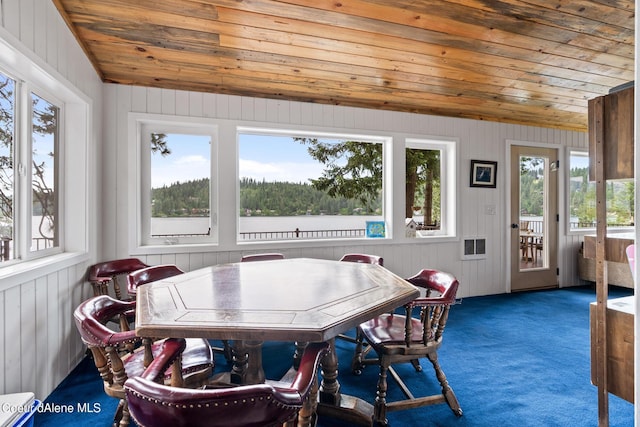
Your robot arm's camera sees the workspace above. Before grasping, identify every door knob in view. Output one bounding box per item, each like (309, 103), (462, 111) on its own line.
(511, 223), (519, 229)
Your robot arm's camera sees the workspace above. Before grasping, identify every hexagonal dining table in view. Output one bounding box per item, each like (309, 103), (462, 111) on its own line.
(135, 258), (420, 426)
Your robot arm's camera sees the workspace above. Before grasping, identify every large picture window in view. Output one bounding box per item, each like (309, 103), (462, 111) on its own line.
(135, 116), (218, 246)
(131, 120), (458, 250)
(237, 128), (386, 242)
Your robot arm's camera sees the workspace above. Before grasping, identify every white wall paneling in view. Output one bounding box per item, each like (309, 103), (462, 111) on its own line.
(105, 85), (589, 299)
(0, 0), (102, 401)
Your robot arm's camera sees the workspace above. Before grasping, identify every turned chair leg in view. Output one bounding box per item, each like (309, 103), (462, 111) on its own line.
(351, 329), (365, 375)
(373, 363), (390, 426)
(118, 400), (131, 427)
(427, 352), (462, 416)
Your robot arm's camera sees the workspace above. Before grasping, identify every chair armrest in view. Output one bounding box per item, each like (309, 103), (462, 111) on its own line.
(409, 294), (454, 307)
(89, 275), (112, 284)
(139, 338), (187, 383)
(289, 342), (330, 397)
(74, 296), (139, 346)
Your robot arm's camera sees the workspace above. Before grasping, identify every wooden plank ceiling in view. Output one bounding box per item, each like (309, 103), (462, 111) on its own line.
(52, 0), (635, 131)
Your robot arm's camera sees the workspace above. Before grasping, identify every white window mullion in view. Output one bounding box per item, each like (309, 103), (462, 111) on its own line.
(14, 79), (29, 260)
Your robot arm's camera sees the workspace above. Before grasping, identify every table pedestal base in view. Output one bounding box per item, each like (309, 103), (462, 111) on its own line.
(317, 395), (374, 426)
(316, 338), (374, 426)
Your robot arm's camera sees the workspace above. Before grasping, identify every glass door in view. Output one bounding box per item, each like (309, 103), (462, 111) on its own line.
(510, 146), (558, 291)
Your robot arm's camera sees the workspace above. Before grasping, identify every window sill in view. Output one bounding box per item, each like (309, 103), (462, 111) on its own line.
(0, 252), (90, 292)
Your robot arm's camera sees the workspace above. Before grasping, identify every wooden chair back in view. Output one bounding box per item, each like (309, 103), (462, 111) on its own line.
(126, 264), (184, 296)
(88, 258), (149, 299)
(240, 253), (285, 262)
(339, 253), (384, 266)
(125, 340), (329, 427)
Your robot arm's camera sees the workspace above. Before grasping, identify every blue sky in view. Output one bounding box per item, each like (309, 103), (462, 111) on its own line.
(151, 133), (329, 187)
(570, 151), (589, 169)
(151, 133), (211, 188)
(238, 134), (325, 184)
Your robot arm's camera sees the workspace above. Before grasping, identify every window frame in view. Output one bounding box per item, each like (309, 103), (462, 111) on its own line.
(129, 118), (461, 253)
(27, 87), (63, 257)
(130, 113), (219, 249)
(405, 138), (457, 239)
(0, 69), (65, 263)
(0, 30), (90, 274)
(236, 126), (390, 244)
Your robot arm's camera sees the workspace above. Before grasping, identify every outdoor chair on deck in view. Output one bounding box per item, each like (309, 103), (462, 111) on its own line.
(351, 269), (462, 426)
(125, 339), (330, 427)
(74, 295), (214, 427)
(88, 258), (149, 299)
(534, 237), (544, 263)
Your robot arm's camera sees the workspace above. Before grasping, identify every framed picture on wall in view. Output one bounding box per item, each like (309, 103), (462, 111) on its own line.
(470, 160), (497, 188)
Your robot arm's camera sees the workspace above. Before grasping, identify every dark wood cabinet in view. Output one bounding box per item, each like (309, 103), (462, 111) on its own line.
(588, 84), (634, 181)
(587, 83), (635, 421)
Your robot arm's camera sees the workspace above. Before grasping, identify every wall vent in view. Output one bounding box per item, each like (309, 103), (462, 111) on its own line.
(462, 237), (487, 260)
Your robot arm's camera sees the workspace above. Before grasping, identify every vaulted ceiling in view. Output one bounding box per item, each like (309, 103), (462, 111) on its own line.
(52, 0), (634, 132)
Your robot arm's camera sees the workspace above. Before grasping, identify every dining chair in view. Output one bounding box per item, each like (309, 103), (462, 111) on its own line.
(339, 253), (384, 266)
(240, 252), (285, 262)
(87, 258), (149, 299)
(534, 236), (544, 263)
(74, 295), (214, 427)
(125, 264), (184, 296)
(126, 264), (234, 364)
(337, 253), (384, 344)
(125, 339), (330, 427)
(350, 269), (462, 425)
(241, 252), (293, 368)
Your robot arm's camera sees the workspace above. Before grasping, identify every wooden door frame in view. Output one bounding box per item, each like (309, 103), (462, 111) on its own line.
(505, 140), (565, 293)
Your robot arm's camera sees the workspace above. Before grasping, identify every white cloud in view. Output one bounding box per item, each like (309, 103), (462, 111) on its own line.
(239, 159), (323, 183)
(152, 155), (210, 187)
(152, 156), (326, 188)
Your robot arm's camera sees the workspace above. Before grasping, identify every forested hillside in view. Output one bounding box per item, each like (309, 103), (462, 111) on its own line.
(151, 178), (381, 217)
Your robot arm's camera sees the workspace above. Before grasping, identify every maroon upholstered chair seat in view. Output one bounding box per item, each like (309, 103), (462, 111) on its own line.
(74, 295), (214, 427)
(359, 314), (433, 347)
(123, 338), (213, 381)
(125, 340), (330, 427)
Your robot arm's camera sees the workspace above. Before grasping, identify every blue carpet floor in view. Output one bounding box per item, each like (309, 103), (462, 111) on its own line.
(35, 285), (634, 426)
